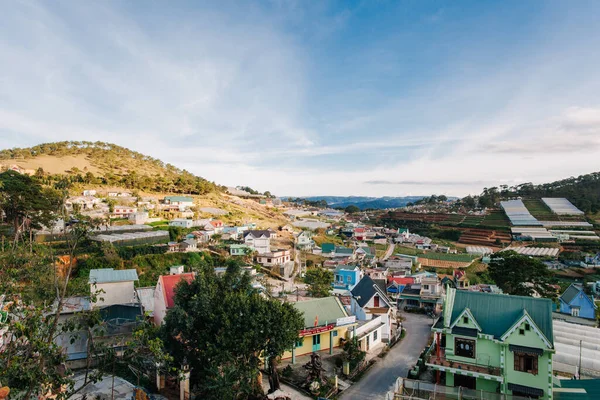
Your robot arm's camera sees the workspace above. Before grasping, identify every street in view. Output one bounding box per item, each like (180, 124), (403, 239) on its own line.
(381, 241), (395, 261)
(340, 313), (432, 400)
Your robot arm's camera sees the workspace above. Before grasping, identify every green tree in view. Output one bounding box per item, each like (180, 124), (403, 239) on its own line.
(344, 205), (360, 214)
(0, 171), (61, 243)
(342, 336), (366, 372)
(304, 267), (334, 298)
(488, 251), (553, 297)
(161, 263), (303, 399)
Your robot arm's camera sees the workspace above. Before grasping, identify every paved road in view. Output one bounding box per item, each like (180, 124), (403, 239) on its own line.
(381, 242), (395, 261)
(340, 313), (432, 400)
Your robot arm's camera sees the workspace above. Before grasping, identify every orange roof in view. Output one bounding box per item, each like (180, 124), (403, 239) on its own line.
(210, 220), (223, 227)
(159, 273), (195, 309)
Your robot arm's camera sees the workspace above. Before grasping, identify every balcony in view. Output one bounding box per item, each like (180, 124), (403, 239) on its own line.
(426, 344), (503, 379)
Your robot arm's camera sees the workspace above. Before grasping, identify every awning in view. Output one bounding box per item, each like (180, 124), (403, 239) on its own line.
(356, 323), (386, 341)
(452, 327), (478, 337)
(508, 383), (544, 397)
(509, 344), (544, 356)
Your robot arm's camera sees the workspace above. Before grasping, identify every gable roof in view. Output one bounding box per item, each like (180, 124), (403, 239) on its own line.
(244, 230), (273, 239)
(159, 273), (195, 309)
(447, 289), (553, 343)
(560, 284), (592, 305)
(335, 246), (354, 255)
(89, 268), (138, 284)
(292, 297), (348, 328)
(351, 275), (393, 308)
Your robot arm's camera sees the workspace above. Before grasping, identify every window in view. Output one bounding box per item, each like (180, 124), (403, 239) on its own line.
(455, 338), (475, 358)
(463, 316), (469, 324)
(347, 276), (352, 283)
(519, 329), (525, 335)
(333, 331), (338, 337)
(423, 285), (430, 290)
(295, 338), (304, 347)
(525, 323), (530, 331)
(374, 330), (378, 341)
(374, 295), (380, 307)
(572, 308), (580, 317)
(514, 352), (538, 375)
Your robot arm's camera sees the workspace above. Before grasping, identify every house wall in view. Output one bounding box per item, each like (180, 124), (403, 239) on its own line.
(504, 320), (553, 400)
(281, 326), (351, 360)
(559, 292), (595, 319)
(245, 236), (270, 254)
(91, 281), (135, 307)
(445, 335), (501, 368)
(153, 281), (167, 326)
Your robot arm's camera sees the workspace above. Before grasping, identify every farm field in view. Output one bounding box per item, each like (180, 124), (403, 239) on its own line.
(386, 210), (509, 229)
(523, 198), (588, 222)
(418, 253), (477, 262)
(419, 258), (473, 269)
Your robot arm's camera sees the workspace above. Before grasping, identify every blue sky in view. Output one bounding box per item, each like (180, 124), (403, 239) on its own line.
(1, 0), (600, 197)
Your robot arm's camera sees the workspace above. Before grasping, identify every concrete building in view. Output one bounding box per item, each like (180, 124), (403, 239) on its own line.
(89, 269), (138, 308)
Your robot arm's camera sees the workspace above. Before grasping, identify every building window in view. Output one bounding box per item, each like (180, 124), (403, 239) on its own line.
(463, 316), (469, 324)
(572, 308), (580, 317)
(374, 330), (378, 341)
(374, 295), (380, 307)
(295, 338), (304, 347)
(455, 338), (475, 358)
(333, 331), (338, 337)
(346, 276), (352, 283)
(519, 329), (525, 335)
(525, 323), (530, 331)
(423, 284), (429, 290)
(514, 352), (538, 375)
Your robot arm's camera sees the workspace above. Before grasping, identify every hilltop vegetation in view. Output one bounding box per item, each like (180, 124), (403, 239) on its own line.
(0, 141), (222, 195)
(474, 172), (600, 213)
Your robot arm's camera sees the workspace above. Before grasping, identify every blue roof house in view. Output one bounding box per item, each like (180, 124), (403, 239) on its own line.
(559, 284), (597, 320)
(332, 266), (362, 292)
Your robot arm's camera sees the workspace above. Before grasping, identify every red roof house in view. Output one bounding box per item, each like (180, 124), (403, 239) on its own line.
(153, 272), (195, 325)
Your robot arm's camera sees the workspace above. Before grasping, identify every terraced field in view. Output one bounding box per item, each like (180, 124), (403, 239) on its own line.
(418, 253), (477, 262)
(387, 211), (509, 229)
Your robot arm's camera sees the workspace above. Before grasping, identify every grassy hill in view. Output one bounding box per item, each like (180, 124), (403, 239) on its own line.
(0, 141), (221, 195)
(0, 141), (288, 228)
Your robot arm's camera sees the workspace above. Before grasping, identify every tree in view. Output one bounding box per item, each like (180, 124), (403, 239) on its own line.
(488, 251), (553, 297)
(304, 267), (333, 298)
(161, 263), (303, 399)
(344, 205), (360, 214)
(0, 171), (61, 244)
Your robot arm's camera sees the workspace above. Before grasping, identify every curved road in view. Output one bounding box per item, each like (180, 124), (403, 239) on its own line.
(340, 313), (432, 400)
(381, 241), (395, 261)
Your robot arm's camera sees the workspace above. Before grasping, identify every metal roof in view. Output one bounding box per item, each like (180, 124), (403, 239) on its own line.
(501, 199), (543, 226)
(292, 297), (348, 328)
(447, 289), (553, 343)
(502, 246), (560, 257)
(542, 198), (584, 215)
(89, 268), (139, 284)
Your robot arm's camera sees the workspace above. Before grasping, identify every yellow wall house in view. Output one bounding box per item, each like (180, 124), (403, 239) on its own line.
(283, 297), (357, 364)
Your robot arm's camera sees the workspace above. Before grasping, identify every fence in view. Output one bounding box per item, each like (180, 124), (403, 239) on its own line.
(386, 378), (535, 400)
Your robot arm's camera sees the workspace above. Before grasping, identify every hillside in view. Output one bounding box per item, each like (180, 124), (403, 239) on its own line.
(0, 141), (222, 195)
(0, 141), (288, 228)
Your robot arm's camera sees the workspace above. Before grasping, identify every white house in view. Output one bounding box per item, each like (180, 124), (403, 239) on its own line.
(89, 269), (138, 308)
(129, 211), (150, 224)
(243, 230), (273, 254)
(295, 231), (315, 251)
(163, 196), (194, 211)
(112, 206), (137, 218)
(351, 315), (384, 352)
(153, 270), (195, 325)
(256, 249), (292, 267)
(169, 218), (196, 229)
(350, 276), (395, 341)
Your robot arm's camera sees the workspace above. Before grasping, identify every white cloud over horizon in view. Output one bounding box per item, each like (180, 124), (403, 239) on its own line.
(1, 0), (600, 197)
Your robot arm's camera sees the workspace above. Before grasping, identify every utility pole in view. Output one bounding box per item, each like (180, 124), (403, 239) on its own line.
(579, 339), (582, 379)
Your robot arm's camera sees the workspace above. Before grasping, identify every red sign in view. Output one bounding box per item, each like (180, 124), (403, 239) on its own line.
(300, 324), (335, 337)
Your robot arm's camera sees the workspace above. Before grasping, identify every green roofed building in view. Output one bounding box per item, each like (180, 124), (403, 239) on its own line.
(321, 243), (335, 254)
(282, 297), (357, 363)
(554, 378), (600, 400)
(429, 288), (555, 399)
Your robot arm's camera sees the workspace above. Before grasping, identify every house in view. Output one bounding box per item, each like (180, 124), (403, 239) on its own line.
(351, 315), (386, 353)
(384, 256), (413, 274)
(187, 230), (213, 243)
(386, 276), (414, 298)
(332, 266), (363, 292)
(179, 239), (197, 252)
(169, 218), (195, 229)
(399, 276), (444, 312)
(83, 190), (97, 196)
(280, 224), (295, 233)
(559, 284), (597, 320)
(281, 297), (357, 363)
(163, 196), (194, 211)
(89, 269), (138, 307)
(230, 244), (252, 256)
(243, 230), (272, 254)
(153, 270), (195, 325)
(256, 249), (291, 267)
(350, 276), (395, 341)
(128, 211), (149, 225)
(334, 246), (354, 259)
(295, 231), (315, 251)
(428, 289), (555, 399)
(354, 228), (367, 241)
(209, 220), (224, 233)
(439, 270), (470, 290)
(112, 206), (137, 218)
(222, 226), (248, 240)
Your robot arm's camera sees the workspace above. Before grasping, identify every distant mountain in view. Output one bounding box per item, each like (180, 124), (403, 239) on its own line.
(296, 196), (429, 210)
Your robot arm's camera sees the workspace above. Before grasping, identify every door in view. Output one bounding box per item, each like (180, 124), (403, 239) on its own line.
(366, 335), (370, 351)
(312, 334), (321, 352)
(374, 295), (380, 307)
